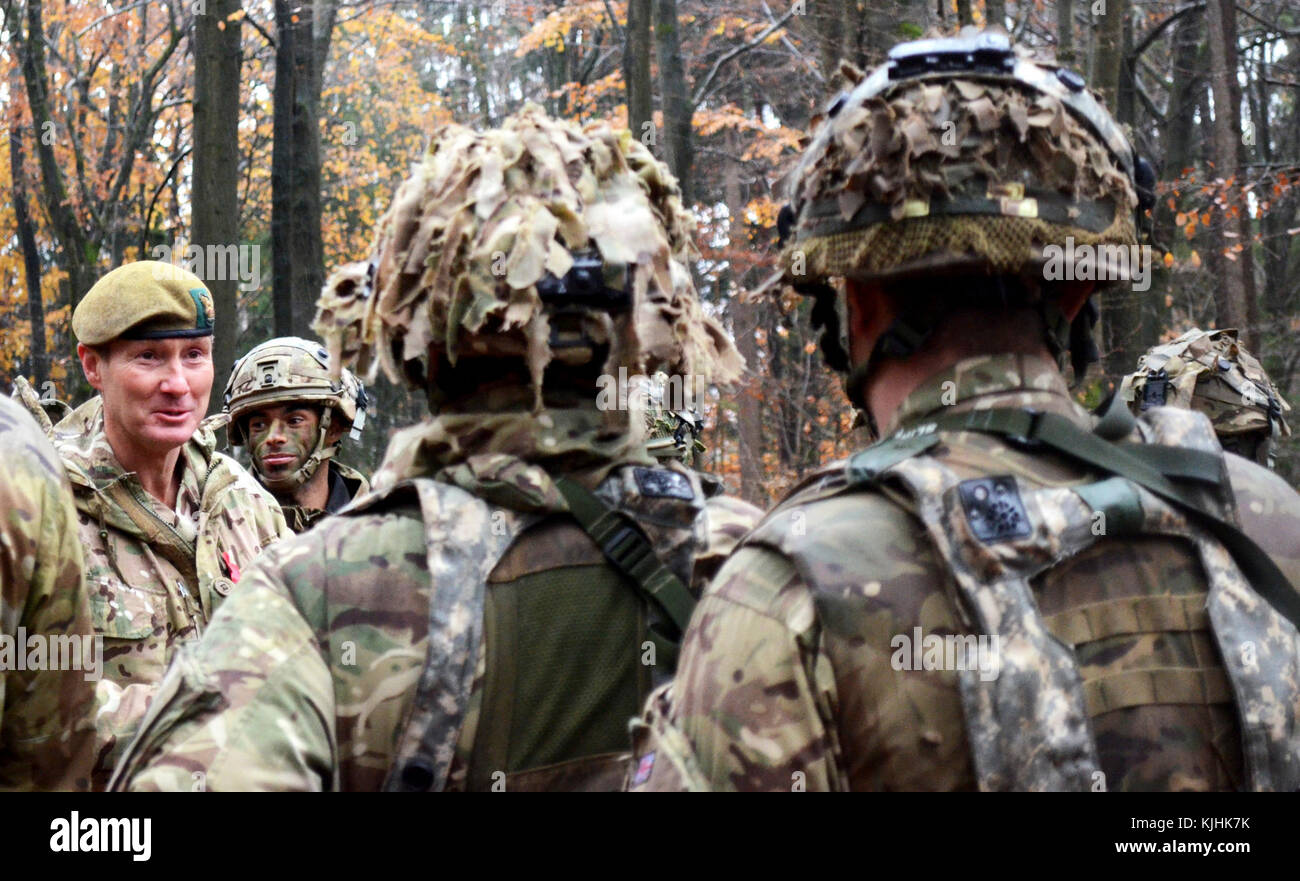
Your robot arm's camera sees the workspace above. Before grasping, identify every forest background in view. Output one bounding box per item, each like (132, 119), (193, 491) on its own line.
(3, 0), (1299, 504)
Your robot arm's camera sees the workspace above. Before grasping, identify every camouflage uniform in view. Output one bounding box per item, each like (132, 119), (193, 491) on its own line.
(629, 32), (1300, 792)
(275, 461), (369, 534)
(112, 106), (744, 791)
(223, 336), (372, 533)
(641, 371), (764, 592)
(51, 398), (289, 784)
(54, 260), (292, 786)
(0, 394), (98, 791)
(1121, 328), (1292, 469)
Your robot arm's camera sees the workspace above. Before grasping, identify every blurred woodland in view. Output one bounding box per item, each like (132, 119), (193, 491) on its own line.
(3, 0), (1299, 502)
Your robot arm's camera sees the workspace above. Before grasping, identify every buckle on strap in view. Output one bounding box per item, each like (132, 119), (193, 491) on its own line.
(605, 523), (653, 573)
(1006, 408), (1043, 446)
(958, 407), (1042, 445)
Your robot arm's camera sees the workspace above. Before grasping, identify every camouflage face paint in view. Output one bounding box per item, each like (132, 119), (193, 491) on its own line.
(247, 404), (321, 483)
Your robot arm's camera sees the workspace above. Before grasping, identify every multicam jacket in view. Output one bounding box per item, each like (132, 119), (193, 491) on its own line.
(48, 398), (290, 786)
(629, 353), (1300, 791)
(111, 424), (721, 792)
(279, 461), (371, 534)
(0, 395), (98, 791)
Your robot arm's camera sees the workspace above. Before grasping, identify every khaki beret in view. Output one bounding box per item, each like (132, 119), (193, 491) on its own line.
(73, 261), (215, 346)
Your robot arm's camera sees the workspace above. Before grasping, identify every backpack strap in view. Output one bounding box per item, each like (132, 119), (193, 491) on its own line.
(909, 407), (1300, 631)
(382, 479), (534, 792)
(554, 476), (696, 669)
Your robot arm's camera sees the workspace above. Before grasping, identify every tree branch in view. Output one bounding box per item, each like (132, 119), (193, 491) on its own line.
(1236, 4), (1300, 38)
(244, 9), (277, 49)
(759, 0), (822, 84)
(139, 145), (192, 256)
(101, 2), (184, 237)
(601, 0), (625, 41)
(75, 0), (153, 39)
(692, 6), (798, 108)
(1129, 2), (1204, 63)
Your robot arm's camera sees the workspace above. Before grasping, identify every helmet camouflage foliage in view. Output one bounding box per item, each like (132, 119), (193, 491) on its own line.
(639, 372), (706, 462)
(1120, 328), (1292, 467)
(313, 105), (743, 407)
(775, 29), (1140, 290)
(223, 336), (367, 490)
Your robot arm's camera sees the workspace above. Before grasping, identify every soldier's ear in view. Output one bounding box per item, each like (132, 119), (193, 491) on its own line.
(78, 343), (105, 391)
(844, 279), (896, 366)
(1056, 281), (1096, 322)
(325, 413), (347, 445)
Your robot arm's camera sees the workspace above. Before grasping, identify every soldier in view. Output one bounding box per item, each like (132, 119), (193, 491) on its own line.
(54, 260), (290, 786)
(1121, 328), (1292, 470)
(110, 106), (744, 791)
(640, 372), (764, 592)
(223, 337), (371, 533)
(0, 393), (98, 791)
(628, 32), (1300, 792)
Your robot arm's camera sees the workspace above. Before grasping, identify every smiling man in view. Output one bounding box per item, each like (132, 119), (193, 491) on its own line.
(52, 261), (290, 786)
(223, 337), (370, 533)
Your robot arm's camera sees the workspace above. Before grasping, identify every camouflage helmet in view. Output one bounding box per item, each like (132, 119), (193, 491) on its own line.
(313, 105), (743, 408)
(1120, 328), (1292, 468)
(637, 371), (706, 463)
(776, 29), (1144, 291)
(223, 336), (367, 490)
(764, 29), (1152, 434)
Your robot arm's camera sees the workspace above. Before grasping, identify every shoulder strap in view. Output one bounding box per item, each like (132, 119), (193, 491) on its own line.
(383, 478), (533, 792)
(553, 476), (696, 666)
(907, 407), (1300, 631)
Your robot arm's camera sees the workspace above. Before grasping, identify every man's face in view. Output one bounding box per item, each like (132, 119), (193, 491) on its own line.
(246, 403), (322, 481)
(80, 337), (214, 455)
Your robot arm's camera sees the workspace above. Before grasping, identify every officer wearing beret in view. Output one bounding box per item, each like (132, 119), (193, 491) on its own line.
(50, 261), (290, 787)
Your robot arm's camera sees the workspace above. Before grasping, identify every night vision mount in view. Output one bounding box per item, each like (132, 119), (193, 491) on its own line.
(535, 251), (631, 313)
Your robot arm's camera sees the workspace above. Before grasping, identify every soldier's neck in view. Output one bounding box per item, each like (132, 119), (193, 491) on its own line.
(278, 463), (331, 511)
(866, 340), (1056, 436)
(107, 426), (184, 509)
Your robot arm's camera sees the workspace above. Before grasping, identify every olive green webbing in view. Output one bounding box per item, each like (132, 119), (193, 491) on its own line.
(917, 407), (1300, 630)
(468, 563), (646, 788)
(553, 476), (697, 657)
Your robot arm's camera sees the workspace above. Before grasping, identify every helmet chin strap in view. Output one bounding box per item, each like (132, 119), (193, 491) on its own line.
(843, 311), (936, 442)
(254, 408), (342, 494)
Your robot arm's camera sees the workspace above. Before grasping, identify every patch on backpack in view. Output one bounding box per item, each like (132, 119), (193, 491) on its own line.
(632, 751), (656, 786)
(634, 467), (694, 501)
(957, 476), (1031, 543)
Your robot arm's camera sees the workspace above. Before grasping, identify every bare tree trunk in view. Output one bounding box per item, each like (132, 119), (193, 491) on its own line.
(470, 8), (494, 126)
(1254, 45), (1290, 317)
(654, 0), (693, 203)
(1091, 0), (1126, 111)
(957, 0), (973, 27)
(194, 0), (244, 414)
(986, 0), (1006, 30)
(16, 0), (94, 306)
(720, 129), (761, 502)
(272, 0), (336, 338)
(1092, 0), (1143, 381)
(1057, 0), (1075, 65)
(1149, 8), (1204, 342)
(1205, 0), (1253, 345)
(625, 0), (653, 142)
(8, 87), (48, 388)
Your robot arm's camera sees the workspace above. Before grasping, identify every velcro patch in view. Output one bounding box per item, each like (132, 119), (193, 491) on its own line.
(957, 476), (1031, 543)
(634, 467), (694, 501)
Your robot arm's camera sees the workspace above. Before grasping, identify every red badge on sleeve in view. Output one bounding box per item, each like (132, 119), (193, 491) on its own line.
(221, 551), (241, 583)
